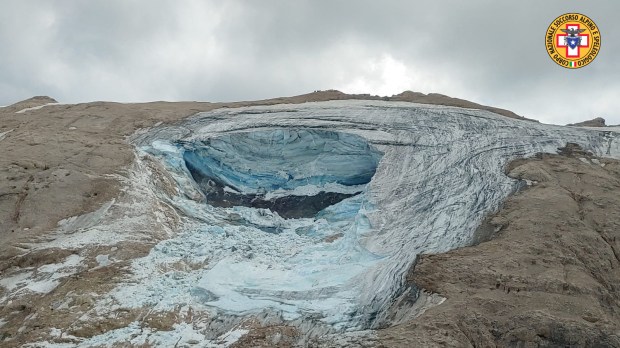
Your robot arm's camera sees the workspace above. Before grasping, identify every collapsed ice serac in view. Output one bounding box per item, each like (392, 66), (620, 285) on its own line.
(130, 100), (620, 335)
(182, 130), (382, 218)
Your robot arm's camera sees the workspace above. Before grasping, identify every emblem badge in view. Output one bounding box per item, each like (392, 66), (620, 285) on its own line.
(545, 13), (601, 69)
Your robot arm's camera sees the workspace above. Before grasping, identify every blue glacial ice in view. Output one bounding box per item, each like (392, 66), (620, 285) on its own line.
(182, 129), (382, 194)
(105, 100), (620, 339)
(126, 128), (386, 333)
(179, 129), (382, 219)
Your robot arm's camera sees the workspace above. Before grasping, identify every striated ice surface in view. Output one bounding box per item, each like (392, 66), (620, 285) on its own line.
(182, 129), (382, 195)
(91, 100), (620, 341)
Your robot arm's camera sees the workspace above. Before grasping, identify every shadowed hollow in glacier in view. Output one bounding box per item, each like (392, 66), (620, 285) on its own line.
(182, 129), (382, 219)
(127, 127), (388, 331)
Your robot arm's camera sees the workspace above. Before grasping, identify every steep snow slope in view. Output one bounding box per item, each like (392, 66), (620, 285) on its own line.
(3, 100), (620, 346)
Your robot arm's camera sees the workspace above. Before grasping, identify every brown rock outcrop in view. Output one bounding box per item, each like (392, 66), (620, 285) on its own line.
(568, 117), (607, 127)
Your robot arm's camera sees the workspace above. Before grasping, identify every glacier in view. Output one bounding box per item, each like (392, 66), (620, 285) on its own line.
(123, 101), (620, 335)
(12, 100), (620, 346)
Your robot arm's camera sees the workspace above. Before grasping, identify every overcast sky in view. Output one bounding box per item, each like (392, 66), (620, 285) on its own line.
(0, 1), (618, 124)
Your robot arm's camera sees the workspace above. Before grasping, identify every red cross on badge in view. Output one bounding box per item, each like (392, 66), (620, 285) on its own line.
(556, 24), (590, 58)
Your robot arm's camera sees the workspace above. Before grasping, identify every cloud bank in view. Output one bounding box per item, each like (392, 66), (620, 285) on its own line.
(0, 1), (618, 124)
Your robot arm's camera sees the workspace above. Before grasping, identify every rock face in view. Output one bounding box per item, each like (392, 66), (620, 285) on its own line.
(389, 91), (526, 121)
(281, 90), (530, 121)
(0, 94), (619, 347)
(569, 117), (607, 127)
(380, 147), (620, 347)
(2, 96), (58, 113)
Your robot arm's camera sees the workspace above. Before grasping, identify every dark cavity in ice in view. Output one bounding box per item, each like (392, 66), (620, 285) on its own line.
(181, 129), (382, 219)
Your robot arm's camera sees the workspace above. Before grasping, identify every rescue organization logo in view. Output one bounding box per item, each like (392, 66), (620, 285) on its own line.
(545, 13), (601, 69)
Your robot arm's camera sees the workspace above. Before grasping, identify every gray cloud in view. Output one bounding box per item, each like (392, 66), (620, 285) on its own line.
(0, 0), (618, 124)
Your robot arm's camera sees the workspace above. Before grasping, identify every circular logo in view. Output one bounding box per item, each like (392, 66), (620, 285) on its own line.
(545, 13), (601, 69)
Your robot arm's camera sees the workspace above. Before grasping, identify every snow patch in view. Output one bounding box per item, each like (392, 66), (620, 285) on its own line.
(95, 255), (110, 267)
(0, 129), (13, 141)
(263, 182), (366, 200)
(0, 271), (33, 292)
(23, 342), (75, 348)
(0, 254), (83, 298)
(39, 254), (82, 273)
(219, 328), (249, 346)
(57, 200), (115, 234)
(16, 102), (60, 114)
(27, 254), (83, 294)
(34, 321), (244, 347)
